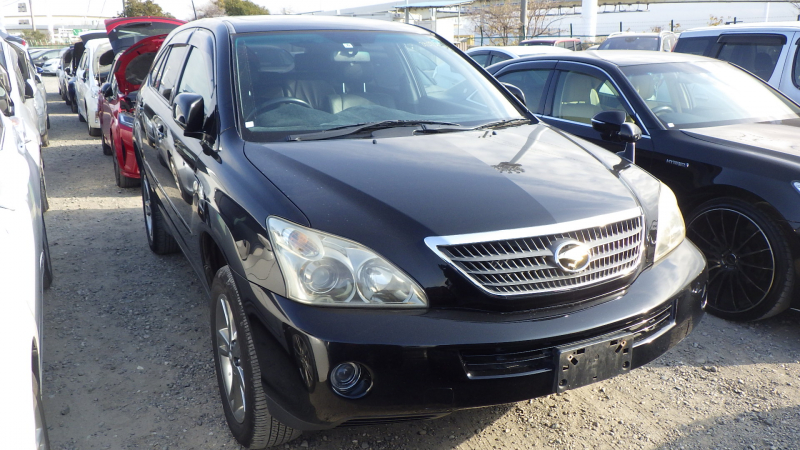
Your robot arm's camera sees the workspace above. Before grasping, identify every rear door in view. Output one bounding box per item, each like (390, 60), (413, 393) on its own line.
(138, 29), (192, 241)
(490, 60), (556, 115)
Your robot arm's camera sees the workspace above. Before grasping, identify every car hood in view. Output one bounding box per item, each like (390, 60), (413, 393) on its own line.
(244, 124), (639, 244)
(681, 120), (800, 156)
(105, 16), (185, 54)
(113, 34), (166, 95)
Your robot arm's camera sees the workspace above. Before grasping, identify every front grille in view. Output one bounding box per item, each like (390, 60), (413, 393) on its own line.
(457, 301), (673, 379)
(427, 209), (644, 297)
(461, 347), (554, 379)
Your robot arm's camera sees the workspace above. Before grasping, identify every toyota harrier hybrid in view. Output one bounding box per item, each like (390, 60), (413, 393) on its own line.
(133, 16), (707, 448)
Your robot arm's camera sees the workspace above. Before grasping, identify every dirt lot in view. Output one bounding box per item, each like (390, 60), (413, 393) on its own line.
(39, 76), (800, 450)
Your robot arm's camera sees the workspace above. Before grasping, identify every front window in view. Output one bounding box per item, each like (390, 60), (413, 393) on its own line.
(599, 36), (659, 51)
(233, 31), (524, 142)
(622, 61), (800, 129)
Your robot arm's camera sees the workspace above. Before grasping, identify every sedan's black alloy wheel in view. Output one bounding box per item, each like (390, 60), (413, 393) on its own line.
(140, 172), (178, 255)
(210, 266), (301, 449)
(687, 198), (794, 321)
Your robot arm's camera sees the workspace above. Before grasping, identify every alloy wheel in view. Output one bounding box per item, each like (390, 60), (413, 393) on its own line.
(215, 294), (247, 424)
(142, 175), (153, 239)
(687, 208), (775, 314)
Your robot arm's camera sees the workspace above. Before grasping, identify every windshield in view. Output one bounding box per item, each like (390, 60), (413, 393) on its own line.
(233, 31), (525, 142)
(600, 36), (659, 51)
(622, 61), (800, 129)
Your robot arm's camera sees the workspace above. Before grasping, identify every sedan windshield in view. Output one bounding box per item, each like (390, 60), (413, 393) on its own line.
(622, 61), (800, 129)
(233, 31), (525, 142)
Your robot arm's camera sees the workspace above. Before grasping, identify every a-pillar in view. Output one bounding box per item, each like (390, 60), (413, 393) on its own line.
(581, 0), (598, 43)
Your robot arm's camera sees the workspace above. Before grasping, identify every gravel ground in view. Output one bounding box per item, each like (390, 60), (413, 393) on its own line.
(39, 75), (800, 450)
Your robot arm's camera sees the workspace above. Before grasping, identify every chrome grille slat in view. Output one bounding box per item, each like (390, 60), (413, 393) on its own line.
(426, 210), (645, 297)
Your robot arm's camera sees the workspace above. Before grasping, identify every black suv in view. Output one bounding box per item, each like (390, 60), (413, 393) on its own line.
(134, 16), (706, 448)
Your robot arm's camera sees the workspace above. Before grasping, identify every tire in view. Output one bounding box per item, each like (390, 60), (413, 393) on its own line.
(70, 97), (78, 113)
(686, 197), (794, 321)
(102, 135), (112, 154)
(39, 167), (49, 213)
(141, 171), (178, 254)
(113, 140), (139, 188)
(78, 108), (85, 122)
(42, 217), (53, 290)
(40, 129), (49, 148)
(210, 266), (302, 449)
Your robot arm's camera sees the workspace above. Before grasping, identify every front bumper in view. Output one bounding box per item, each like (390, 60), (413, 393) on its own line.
(241, 239), (706, 430)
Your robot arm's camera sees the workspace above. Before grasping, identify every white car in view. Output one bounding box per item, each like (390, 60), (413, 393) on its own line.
(674, 22), (800, 105)
(75, 38), (112, 137)
(466, 45), (572, 67)
(0, 38), (49, 211)
(0, 67), (52, 449)
(5, 38), (50, 147)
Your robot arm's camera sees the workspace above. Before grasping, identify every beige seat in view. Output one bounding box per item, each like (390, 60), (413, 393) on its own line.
(557, 72), (600, 124)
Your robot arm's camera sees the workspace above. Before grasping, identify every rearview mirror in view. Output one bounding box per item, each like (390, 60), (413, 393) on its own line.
(24, 80), (34, 99)
(0, 86), (14, 116)
(172, 92), (205, 139)
(591, 111), (641, 143)
(501, 82), (526, 105)
(101, 82), (113, 100)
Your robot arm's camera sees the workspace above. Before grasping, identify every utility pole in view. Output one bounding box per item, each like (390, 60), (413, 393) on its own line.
(29, 0), (35, 31)
(520, 0), (527, 42)
(191, 0), (197, 20)
(122, 0), (126, 17)
(405, 0), (409, 24)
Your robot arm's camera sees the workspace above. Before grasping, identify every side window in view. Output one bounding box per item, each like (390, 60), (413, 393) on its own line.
(715, 35), (785, 81)
(176, 47), (213, 115)
(673, 36), (715, 56)
(552, 70), (629, 124)
(793, 44), (800, 88)
(470, 52), (490, 67)
(157, 45), (189, 101)
(490, 52), (512, 65)
(496, 68), (552, 114)
(149, 48), (169, 88)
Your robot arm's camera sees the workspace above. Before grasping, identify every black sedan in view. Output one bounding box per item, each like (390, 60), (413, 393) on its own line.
(487, 50), (800, 321)
(134, 18), (705, 448)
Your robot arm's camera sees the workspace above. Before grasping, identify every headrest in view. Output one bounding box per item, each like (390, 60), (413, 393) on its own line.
(253, 46), (294, 73)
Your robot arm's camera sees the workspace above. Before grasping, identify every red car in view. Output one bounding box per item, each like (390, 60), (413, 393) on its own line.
(98, 16), (185, 187)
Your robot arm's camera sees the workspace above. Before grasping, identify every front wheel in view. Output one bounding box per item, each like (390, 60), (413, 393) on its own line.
(141, 171), (178, 254)
(210, 266), (301, 448)
(686, 198), (794, 321)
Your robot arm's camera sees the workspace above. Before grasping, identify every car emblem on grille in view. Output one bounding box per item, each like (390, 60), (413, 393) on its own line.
(552, 240), (591, 273)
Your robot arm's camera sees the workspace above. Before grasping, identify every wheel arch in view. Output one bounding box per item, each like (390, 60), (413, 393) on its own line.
(683, 184), (791, 232)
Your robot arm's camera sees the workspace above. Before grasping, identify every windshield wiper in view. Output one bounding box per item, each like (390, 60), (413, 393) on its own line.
(286, 120), (462, 141)
(474, 118), (532, 130)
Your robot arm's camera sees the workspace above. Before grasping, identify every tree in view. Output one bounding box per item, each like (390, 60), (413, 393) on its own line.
(19, 29), (49, 45)
(120, 0), (174, 18)
(219, 0), (269, 16)
(471, 0), (562, 46)
(196, 0), (226, 19)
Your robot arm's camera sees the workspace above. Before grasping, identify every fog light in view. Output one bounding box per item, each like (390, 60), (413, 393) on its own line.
(330, 362), (372, 399)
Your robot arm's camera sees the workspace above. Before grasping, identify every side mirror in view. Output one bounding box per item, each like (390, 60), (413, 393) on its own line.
(35, 74), (42, 84)
(0, 86), (14, 116)
(501, 82), (526, 105)
(101, 82), (113, 100)
(172, 92), (205, 139)
(36, 66), (43, 74)
(591, 111), (641, 143)
(42, 56), (49, 61)
(24, 80), (34, 99)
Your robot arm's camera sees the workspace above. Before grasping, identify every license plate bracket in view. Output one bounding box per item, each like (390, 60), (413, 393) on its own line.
(554, 333), (634, 393)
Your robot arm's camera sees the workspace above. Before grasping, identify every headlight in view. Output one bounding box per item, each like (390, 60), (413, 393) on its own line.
(792, 181), (800, 195)
(119, 112), (134, 128)
(654, 182), (685, 262)
(267, 217), (427, 308)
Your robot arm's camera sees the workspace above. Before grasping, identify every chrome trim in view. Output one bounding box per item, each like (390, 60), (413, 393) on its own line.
(425, 207), (644, 297)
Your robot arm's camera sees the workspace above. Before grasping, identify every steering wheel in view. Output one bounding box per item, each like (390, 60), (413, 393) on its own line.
(246, 97), (312, 121)
(651, 105), (675, 115)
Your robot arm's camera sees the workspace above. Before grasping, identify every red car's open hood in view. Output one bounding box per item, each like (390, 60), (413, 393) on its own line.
(104, 16), (185, 55)
(113, 34), (167, 95)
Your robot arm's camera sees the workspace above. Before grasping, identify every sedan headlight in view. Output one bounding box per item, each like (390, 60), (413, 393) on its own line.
(654, 182), (685, 262)
(267, 217), (427, 308)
